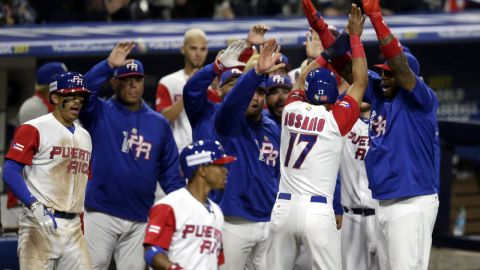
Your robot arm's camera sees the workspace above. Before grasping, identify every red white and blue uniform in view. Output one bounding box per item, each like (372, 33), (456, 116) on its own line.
(144, 188), (224, 270)
(268, 90), (359, 270)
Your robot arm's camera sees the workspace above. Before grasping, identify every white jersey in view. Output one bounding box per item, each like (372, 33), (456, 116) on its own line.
(340, 118), (377, 209)
(156, 69), (191, 151)
(6, 113), (92, 213)
(144, 188), (224, 270)
(280, 101), (345, 199)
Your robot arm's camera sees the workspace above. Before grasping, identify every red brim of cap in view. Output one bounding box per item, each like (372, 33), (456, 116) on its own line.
(56, 88), (91, 94)
(374, 64), (392, 71)
(212, 156), (236, 165)
(116, 72), (145, 78)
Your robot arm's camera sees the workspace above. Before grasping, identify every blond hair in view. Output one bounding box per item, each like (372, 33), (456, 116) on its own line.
(184, 28), (207, 44)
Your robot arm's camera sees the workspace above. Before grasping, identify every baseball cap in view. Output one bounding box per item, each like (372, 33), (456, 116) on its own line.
(374, 52), (420, 76)
(180, 140), (236, 180)
(276, 53), (292, 72)
(113, 60), (145, 78)
(36, 62), (68, 85)
(219, 68), (243, 88)
(265, 74), (293, 93)
(49, 71), (90, 95)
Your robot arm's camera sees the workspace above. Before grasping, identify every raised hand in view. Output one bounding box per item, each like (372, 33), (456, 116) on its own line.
(107, 41), (135, 68)
(347, 4), (366, 36)
(301, 0), (328, 34)
(256, 39), (283, 74)
(247, 24), (270, 46)
(31, 201), (57, 235)
(305, 29), (324, 59)
(217, 40), (247, 69)
(362, 0), (380, 16)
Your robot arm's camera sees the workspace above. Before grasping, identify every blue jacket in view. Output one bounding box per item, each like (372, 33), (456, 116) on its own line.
(80, 60), (184, 222)
(364, 71), (440, 200)
(214, 69), (280, 222)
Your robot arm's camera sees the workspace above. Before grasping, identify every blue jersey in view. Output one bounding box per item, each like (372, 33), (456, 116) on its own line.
(80, 60), (184, 222)
(214, 69), (281, 222)
(364, 71), (440, 200)
(183, 63), (219, 141)
(183, 63), (224, 202)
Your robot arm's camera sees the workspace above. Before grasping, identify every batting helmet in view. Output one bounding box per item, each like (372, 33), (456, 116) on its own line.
(49, 71), (91, 103)
(305, 68), (338, 105)
(180, 140), (236, 180)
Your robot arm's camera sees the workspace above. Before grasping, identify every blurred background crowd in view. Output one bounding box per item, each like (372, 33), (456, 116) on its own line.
(1, 0), (480, 25)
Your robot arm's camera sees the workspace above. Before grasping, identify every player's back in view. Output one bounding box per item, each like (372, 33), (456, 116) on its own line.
(280, 101), (344, 199)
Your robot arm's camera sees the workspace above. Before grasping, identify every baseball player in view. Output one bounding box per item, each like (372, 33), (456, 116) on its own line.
(2, 71), (92, 269)
(144, 139), (236, 270)
(266, 5), (367, 270)
(80, 42), (184, 270)
(155, 28), (209, 151)
(339, 103), (379, 270)
(213, 38), (284, 269)
(360, 0), (440, 269)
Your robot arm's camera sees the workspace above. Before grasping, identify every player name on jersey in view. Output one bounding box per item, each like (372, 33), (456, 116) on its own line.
(283, 111), (326, 132)
(181, 224), (222, 254)
(49, 146), (91, 175)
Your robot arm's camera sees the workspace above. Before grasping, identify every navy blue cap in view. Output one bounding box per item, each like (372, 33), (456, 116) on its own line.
(36, 62), (68, 85)
(265, 74), (292, 92)
(219, 68), (243, 87)
(113, 60), (145, 78)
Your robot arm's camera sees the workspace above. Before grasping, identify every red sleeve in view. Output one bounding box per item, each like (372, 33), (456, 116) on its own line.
(332, 95), (360, 136)
(156, 84), (173, 112)
(6, 124), (39, 165)
(218, 248), (225, 266)
(207, 88), (221, 104)
(238, 47), (254, 64)
(144, 204), (176, 250)
(285, 90), (307, 106)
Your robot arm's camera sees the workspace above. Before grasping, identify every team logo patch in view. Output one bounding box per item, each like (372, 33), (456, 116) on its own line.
(13, 143), (24, 151)
(148, 225), (161, 234)
(339, 101), (351, 108)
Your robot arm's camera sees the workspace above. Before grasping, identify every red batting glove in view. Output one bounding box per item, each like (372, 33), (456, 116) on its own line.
(362, 0), (381, 17)
(167, 263), (184, 270)
(301, 0), (328, 34)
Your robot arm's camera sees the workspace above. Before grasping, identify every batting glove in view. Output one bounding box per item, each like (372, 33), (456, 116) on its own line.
(215, 40), (247, 71)
(168, 263), (184, 270)
(30, 200), (57, 235)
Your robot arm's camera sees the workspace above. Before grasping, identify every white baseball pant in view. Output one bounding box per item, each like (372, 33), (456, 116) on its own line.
(17, 207), (91, 270)
(221, 216), (269, 270)
(341, 209), (379, 270)
(267, 193), (340, 270)
(376, 193), (439, 270)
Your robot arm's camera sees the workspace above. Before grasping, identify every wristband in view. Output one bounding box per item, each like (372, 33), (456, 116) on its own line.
(315, 55), (328, 68)
(144, 246), (166, 267)
(380, 37), (403, 59)
(213, 60), (224, 75)
(350, 34), (365, 58)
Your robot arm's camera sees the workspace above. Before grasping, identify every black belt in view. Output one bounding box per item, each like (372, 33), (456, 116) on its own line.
(53, 211), (78, 219)
(343, 207), (375, 216)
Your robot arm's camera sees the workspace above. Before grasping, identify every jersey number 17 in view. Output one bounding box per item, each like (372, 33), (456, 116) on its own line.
(284, 131), (318, 169)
